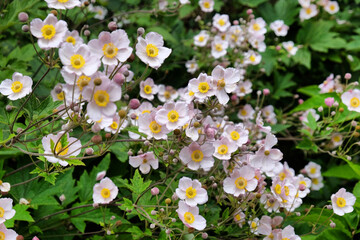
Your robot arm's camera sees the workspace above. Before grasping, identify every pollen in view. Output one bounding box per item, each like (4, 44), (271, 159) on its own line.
(41, 24), (56, 39)
(11, 81), (23, 93)
(198, 82), (210, 93)
(184, 212), (195, 224)
(101, 188), (111, 198)
(235, 177), (247, 189)
(146, 44), (159, 57)
(144, 85), (152, 94)
(93, 90), (110, 107)
(350, 97), (360, 108)
(185, 186), (197, 199)
(191, 150), (204, 162)
(70, 54), (85, 69)
(218, 144), (228, 155)
(66, 36), (76, 45)
(149, 121), (161, 133)
(167, 110), (179, 122)
(102, 43), (119, 58)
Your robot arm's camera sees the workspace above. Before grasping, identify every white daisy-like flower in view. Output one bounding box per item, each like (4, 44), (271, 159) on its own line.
(249, 34), (266, 52)
(129, 152), (158, 174)
(248, 217), (260, 235)
(179, 142), (215, 171)
(104, 113), (128, 134)
(155, 101), (189, 130)
(233, 209), (246, 227)
(0, 72), (32, 100)
(271, 178), (297, 207)
(63, 30), (83, 46)
(298, 0), (311, 8)
(243, 50), (262, 65)
(270, 20), (289, 37)
(278, 225), (301, 240)
(260, 193), (280, 213)
(331, 188), (356, 216)
(0, 198), (15, 224)
(139, 78), (159, 101)
(304, 161), (321, 178)
(211, 36), (228, 59)
(185, 60), (198, 74)
(45, 0), (81, 9)
(59, 43), (101, 76)
(213, 137), (238, 160)
(93, 177), (118, 204)
(212, 14), (231, 32)
(222, 124), (249, 147)
(236, 80), (252, 97)
(89, 5), (108, 20)
(138, 111), (170, 140)
(310, 176), (324, 190)
(157, 85), (179, 103)
(237, 104), (255, 120)
(300, 4), (318, 21)
(188, 73), (215, 100)
(88, 30), (133, 66)
(136, 32), (172, 69)
(324, 1), (339, 14)
(248, 17), (267, 36)
(175, 177), (208, 207)
(227, 25), (244, 48)
(331, 133), (343, 148)
(223, 166), (258, 197)
(42, 132), (82, 166)
(194, 30), (210, 47)
(341, 89), (360, 112)
(176, 200), (206, 230)
(199, 0), (214, 12)
(282, 41), (298, 56)
(30, 14), (68, 49)
(0, 223), (18, 240)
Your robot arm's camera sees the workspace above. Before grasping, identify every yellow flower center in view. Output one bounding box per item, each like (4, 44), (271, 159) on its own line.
(240, 109), (247, 116)
(189, 91), (194, 96)
(186, 186), (197, 199)
(0, 207), (4, 218)
(167, 110), (179, 122)
(217, 78), (225, 89)
(306, 8), (312, 15)
(350, 97), (360, 108)
(264, 150), (270, 156)
(252, 23), (260, 31)
(146, 44), (159, 57)
(144, 85), (152, 94)
(249, 55), (256, 62)
(299, 180), (307, 186)
(77, 75), (91, 90)
(217, 144), (228, 155)
(282, 238), (290, 240)
(234, 214), (241, 221)
(191, 150), (204, 162)
(310, 167), (317, 174)
(333, 135), (341, 142)
(198, 36), (205, 42)
(198, 82), (210, 93)
(203, 1), (210, 8)
(312, 178), (319, 184)
(66, 36), (76, 45)
(142, 110), (151, 114)
(235, 177), (247, 189)
(279, 172), (286, 181)
(266, 200), (274, 207)
(55, 142), (69, 156)
(110, 121), (118, 130)
(149, 121), (161, 133)
(142, 158), (148, 164)
(330, 5), (335, 11)
(336, 197), (346, 208)
(0, 232), (4, 240)
(11, 81), (23, 93)
(41, 24), (56, 39)
(58, 0), (70, 2)
(218, 19), (225, 26)
(164, 91), (171, 99)
(93, 90), (110, 107)
(215, 43), (223, 52)
(275, 184), (282, 194)
(284, 186), (290, 196)
(184, 212), (195, 224)
(101, 188), (111, 198)
(102, 43), (118, 58)
(251, 221), (257, 229)
(57, 91), (65, 100)
(70, 54), (85, 69)
(230, 131), (240, 141)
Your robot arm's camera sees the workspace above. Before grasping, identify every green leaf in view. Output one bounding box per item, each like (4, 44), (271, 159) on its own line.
(126, 226), (152, 240)
(109, 142), (128, 162)
(293, 47), (311, 69)
(270, 124), (291, 133)
(272, 72), (296, 100)
(290, 93), (339, 113)
(179, 4), (196, 18)
(260, 48), (278, 76)
(238, 0), (268, 7)
(353, 181), (360, 198)
(296, 138), (318, 152)
(323, 165), (360, 180)
(297, 85), (320, 97)
(258, 0), (299, 25)
(66, 158), (85, 166)
(4, 204), (34, 228)
(306, 112), (317, 131)
(39, 172), (59, 185)
(130, 169), (152, 196)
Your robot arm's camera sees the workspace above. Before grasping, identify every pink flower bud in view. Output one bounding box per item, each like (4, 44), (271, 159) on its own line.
(130, 113), (137, 120)
(333, 101), (339, 107)
(93, 203), (99, 208)
(86, 148), (94, 155)
(330, 221), (336, 228)
(18, 12), (29, 22)
(202, 233), (208, 239)
(325, 97), (334, 107)
(22, 25), (29, 32)
(263, 88), (270, 95)
(298, 99), (304, 104)
(84, 30), (91, 36)
(272, 216), (283, 227)
(151, 187), (159, 195)
(150, 224), (156, 229)
(151, 210), (157, 215)
(129, 99), (141, 110)
(113, 73), (125, 85)
(205, 127), (216, 139)
(96, 171), (106, 181)
(166, 229), (171, 234)
(299, 184), (306, 191)
(32, 237), (40, 240)
(231, 94), (238, 101)
(108, 21), (117, 31)
(91, 124), (101, 133)
(246, 9), (253, 14)
(345, 73), (352, 80)
(233, 20), (239, 25)
(276, 45), (281, 51)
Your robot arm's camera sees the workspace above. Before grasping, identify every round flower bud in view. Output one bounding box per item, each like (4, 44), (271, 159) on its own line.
(166, 229), (171, 235)
(150, 224), (156, 229)
(50, 10), (58, 16)
(118, 109), (127, 119)
(129, 99), (140, 110)
(193, 122), (201, 128)
(345, 73), (352, 80)
(137, 27), (145, 36)
(123, 71), (130, 77)
(85, 148), (94, 155)
(94, 78), (102, 86)
(91, 135), (102, 144)
(212, 183), (217, 188)
(263, 89), (270, 95)
(18, 12), (29, 22)
(202, 233), (208, 239)
(105, 133), (111, 139)
(5, 105), (13, 112)
(326, 205), (333, 210)
(172, 193), (178, 201)
(165, 198), (171, 205)
(257, 90), (262, 96)
(59, 194), (66, 202)
(91, 124), (101, 133)
(113, 73), (125, 85)
(276, 45), (281, 51)
(330, 221), (336, 228)
(108, 21), (117, 31)
(54, 84), (63, 94)
(318, 106), (323, 112)
(151, 187), (160, 196)
(151, 210), (157, 215)
(295, 212), (301, 216)
(84, 30), (91, 36)
(171, 218), (176, 222)
(169, 149), (175, 155)
(144, 140), (150, 146)
(339, 107), (344, 113)
(174, 129), (181, 135)
(22, 25), (29, 32)
(299, 184), (306, 191)
(298, 99), (304, 104)
(233, 20), (239, 25)
(127, 54), (135, 63)
(16, 235), (24, 240)
(123, 94), (129, 100)
(130, 113), (137, 120)
(127, 150), (133, 156)
(93, 203), (99, 208)
(246, 9), (253, 14)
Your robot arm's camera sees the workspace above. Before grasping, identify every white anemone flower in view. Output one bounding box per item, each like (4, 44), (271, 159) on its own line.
(237, 104), (255, 120)
(331, 188), (356, 216)
(211, 36), (228, 59)
(45, 0), (81, 9)
(185, 60), (198, 74)
(129, 152), (158, 174)
(42, 132), (82, 166)
(0, 223), (18, 240)
(304, 161), (321, 178)
(278, 226), (301, 240)
(300, 4), (318, 20)
(282, 41), (298, 56)
(59, 43), (101, 76)
(248, 17), (267, 36)
(62, 30), (83, 46)
(194, 30), (210, 47)
(199, 0), (214, 12)
(176, 200), (206, 230)
(139, 78), (159, 101)
(222, 124), (249, 147)
(212, 14), (231, 32)
(0, 72), (32, 100)
(236, 80), (252, 97)
(243, 50), (262, 65)
(213, 137), (238, 160)
(0, 181), (10, 193)
(341, 89), (360, 112)
(0, 198), (15, 224)
(138, 111), (170, 140)
(93, 177), (118, 204)
(88, 30), (133, 66)
(175, 177), (208, 207)
(136, 32), (172, 69)
(270, 20), (289, 37)
(155, 101), (189, 130)
(223, 166), (258, 197)
(188, 73), (215, 100)
(324, 1), (339, 14)
(179, 142), (215, 171)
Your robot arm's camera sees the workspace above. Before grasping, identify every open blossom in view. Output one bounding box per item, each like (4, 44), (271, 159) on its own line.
(237, 104), (255, 120)
(248, 217), (260, 235)
(324, 1), (339, 14)
(0, 72), (32, 100)
(93, 177), (118, 204)
(304, 161), (321, 178)
(185, 60), (198, 74)
(270, 20), (289, 36)
(188, 73), (215, 100)
(300, 4), (318, 20)
(213, 137), (237, 160)
(194, 30), (210, 47)
(176, 200), (206, 230)
(89, 5), (108, 20)
(199, 0), (214, 12)
(45, 0), (80, 9)
(341, 89), (360, 112)
(211, 36), (228, 59)
(222, 124), (249, 147)
(42, 132), (82, 166)
(155, 101), (189, 130)
(223, 166), (258, 197)
(30, 14), (67, 49)
(0, 224), (18, 240)
(136, 32), (172, 69)
(233, 209), (246, 227)
(298, 0), (310, 8)
(63, 30), (83, 46)
(331, 188), (356, 216)
(236, 80), (252, 97)
(60, 43), (100, 76)
(282, 41), (298, 56)
(211, 65), (241, 105)
(0, 198), (15, 224)
(175, 177), (208, 207)
(248, 17), (267, 36)
(88, 30), (132, 66)
(157, 85), (179, 102)
(129, 152), (158, 174)
(311, 176), (324, 190)
(138, 111), (170, 139)
(212, 14), (231, 32)
(140, 78), (159, 101)
(179, 142), (215, 171)
(243, 50), (262, 65)
(276, 226), (301, 240)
